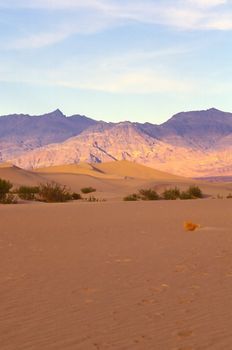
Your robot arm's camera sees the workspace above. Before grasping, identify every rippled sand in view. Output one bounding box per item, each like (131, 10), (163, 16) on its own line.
(0, 199), (232, 349)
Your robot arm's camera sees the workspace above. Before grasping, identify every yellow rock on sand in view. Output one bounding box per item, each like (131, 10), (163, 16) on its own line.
(184, 221), (200, 232)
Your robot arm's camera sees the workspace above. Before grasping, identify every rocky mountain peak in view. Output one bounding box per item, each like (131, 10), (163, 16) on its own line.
(41, 109), (65, 118)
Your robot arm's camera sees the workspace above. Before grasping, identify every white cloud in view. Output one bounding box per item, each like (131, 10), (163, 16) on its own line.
(0, 0), (227, 10)
(7, 30), (71, 50)
(53, 70), (191, 94)
(204, 14), (232, 29)
(5, 11), (115, 49)
(0, 0), (112, 10)
(186, 0), (227, 8)
(0, 70), (191, 94)
(2, 0), (232, 51)
(0, 46), (195, 94)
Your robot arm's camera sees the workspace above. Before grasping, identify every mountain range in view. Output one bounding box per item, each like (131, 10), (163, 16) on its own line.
(0, 108), (231, 177)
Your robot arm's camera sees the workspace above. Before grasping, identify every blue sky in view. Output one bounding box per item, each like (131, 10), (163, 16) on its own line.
(0, 0), (232, 123)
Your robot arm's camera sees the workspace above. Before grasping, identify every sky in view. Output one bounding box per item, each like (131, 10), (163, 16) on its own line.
(0, 0), (232, 123)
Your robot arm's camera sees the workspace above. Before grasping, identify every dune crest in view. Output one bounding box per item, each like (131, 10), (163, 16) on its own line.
(35, 160), (185, 181)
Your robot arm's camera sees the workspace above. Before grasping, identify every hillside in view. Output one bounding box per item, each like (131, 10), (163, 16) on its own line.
(0, 109), (97, 160)
(0, 108), (231, 177)
(11, 119), (232, 177)
(136, 108), (232, 148)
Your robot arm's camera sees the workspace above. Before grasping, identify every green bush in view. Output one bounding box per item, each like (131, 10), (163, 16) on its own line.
(0, 178), (13, 200)
(162, 187), (180, 200)
(123, 193), (140, 201)
(187, 185), (203, 199)
(72, 192), (82, 200)
(81, 187), (96, 194)
(139, 189), (159, 200)
(38, 182), (72, 203)
(17, 186), (40, 200)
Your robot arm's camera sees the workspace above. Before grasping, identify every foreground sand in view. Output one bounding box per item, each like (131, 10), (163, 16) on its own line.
(1, 199), (232, 350)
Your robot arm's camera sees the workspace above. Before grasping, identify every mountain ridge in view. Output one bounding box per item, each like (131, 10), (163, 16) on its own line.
(0, 108), (232, 177)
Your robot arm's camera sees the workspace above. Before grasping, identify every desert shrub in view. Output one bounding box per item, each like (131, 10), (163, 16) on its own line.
(0, 193), (17, 204)
(38, 182), (72, 203)
(226, 193), (232, 199)
(81, 187), (96, 194)
(85, 196), (106, 202)
(17, 186), (40, 200)
(139, 189), (160, 200)
(187, 185), (203, 199)
(72, 192), (82, 200)
(180, 191), (193, 200)
(162, 186), (203, 200)
(0, 178), (13, 200)
(86, 196), (99, 202)
(123, 193), (140, 201)
(0, 178), (16, 204)
(162, 187), (181, 200)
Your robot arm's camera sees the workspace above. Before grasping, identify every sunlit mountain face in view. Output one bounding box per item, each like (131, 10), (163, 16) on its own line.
(0, 108), (232, 177)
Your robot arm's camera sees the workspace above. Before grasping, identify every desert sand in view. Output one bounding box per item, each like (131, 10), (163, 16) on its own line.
(0, 161), (232, 349)
(34, 161), (232, 200)
(0, 163), (48, 187)
(1, 161), (231, 200)
(0, 199), (232, 350)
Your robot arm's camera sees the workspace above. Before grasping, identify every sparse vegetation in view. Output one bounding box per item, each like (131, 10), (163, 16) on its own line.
(139, 189), (160, 200)
(38, 182), (72, 203)
(187, 185), (203, 199)
(84, 196), (105, 202)
(226, 193), (232, 199)
(0, 178), (17, 204)
(0, 175), (206, 205)
(0, 177), (103, 204)
(81, 187), (96, 194)
(123, 188), (160, 201)
(162, 185), (203, 200)
(123, 193), (140, 201)
(17, 186), (40, 200)
(0, 193), (18, 204)
(0, 178), (13, 200)
(162, 187), (180, 200)
(179, 191), (193, 200)
(123, 185), (204, 202)
(16, 184), (82, 202)
(72, 192), (82, 200)
(86, 196), (98, 202)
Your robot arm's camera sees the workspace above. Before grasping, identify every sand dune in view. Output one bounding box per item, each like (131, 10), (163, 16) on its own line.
(33, 161), (190, 200)
(35, 160), (185, 181)
(93, 160), (185, 180)
(35, 163), (120, 179)
(1, 199), (232, 349)
(0, 161), (231, 200)
(35, 161), (232, 199)
(0, 163), (47, 188)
